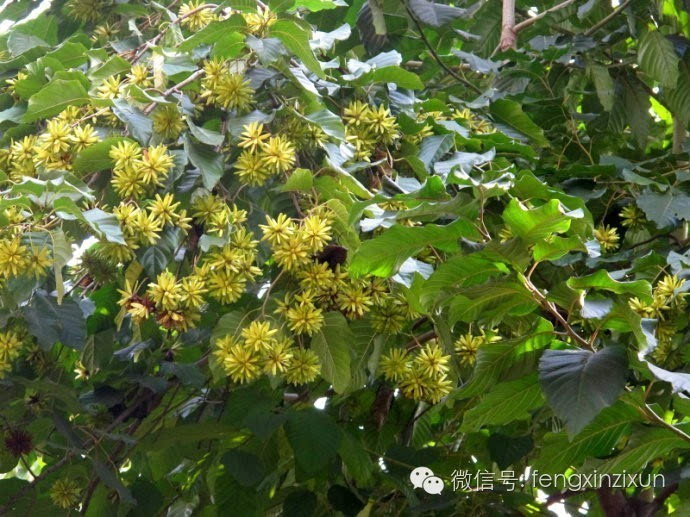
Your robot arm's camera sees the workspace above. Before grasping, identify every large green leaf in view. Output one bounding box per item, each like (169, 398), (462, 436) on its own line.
(489, 99), (548, 147)
(23, 79), (89, 122)
(270, 20), (325, 78)
(457, 318), (553, 398)
(539, 346), (628, 436)
(311, 312), (353, 393)
(178, 14), (246, 51)
(534, 400), (639, 474)
(184, 134), (224, 189)
(596, 427), (690, 474)
(567, 270), (652, 300)
(23, 293), (86, 350)
(73, 137), (129, 173)
(461, 374), (544, 431)
(637, 30), (679, 88)
(349, 218), (481, 277)
(285, 409), (343, 474)
(502, 198), (579, 243)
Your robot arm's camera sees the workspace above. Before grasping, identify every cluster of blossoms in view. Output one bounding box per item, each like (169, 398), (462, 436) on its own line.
(379, 343), (453, 404)
(109, 141), (176, 200)
(214, 322), (320, 385)
(234, 122), (296, 186)
(629, 274), (688, 368)
(0, 229), (53, 283)
(454, 330), (501, 367)
(200, 58), (254, 112)
(116, 197), (259, 332)
(0, 326), (28, 379)
(0, 114), (100, 179)
(49, 478), (82, 510)
(342, 101), (401, 161)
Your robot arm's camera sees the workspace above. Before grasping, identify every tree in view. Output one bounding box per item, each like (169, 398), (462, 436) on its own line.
(0, 0), (690, 514)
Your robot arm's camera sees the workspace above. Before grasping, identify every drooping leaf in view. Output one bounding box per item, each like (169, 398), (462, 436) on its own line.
(349, 218), (481, 277)
(311, 312), (353, 393)
(638, 30), (679, 88)
(461, 374), (544, 431)
(270, 20), (325, 79)
(23, 79), (89, 122)
(539, 346), (628, 436)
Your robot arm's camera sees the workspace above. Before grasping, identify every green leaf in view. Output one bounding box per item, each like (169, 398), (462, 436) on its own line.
(23, 79), (89, 122)
(637, 187), (690, 228)
(186, 117), (224, 147)
(311, 312), (352, 393)
(461, 374), (544, 431)
(420, 252), (510, 308)
(142, 423), (235, 450)
(489, 99), (548, 147)
(588, 63), (615, 111)
(539, 346), (628, 436)
(408, 0), (472, 27)
(178, 14), (246, 52)
(535, 400), (639, 474)
(458, 318), (553, 398)
(270, 20), (325, 79)
(281, 168), (313, 192)
(23, 293), (86, 350)
(285, 409), (343, 474)
(296, 108), (345, 140)
(418, 134), (454, 170)
(88, 55), (131, 82)
(638, 30), (679, 88)
(355, 66), (424, 89)
(596, 427), (690, 474)
(623, 78), (651, 148)
(184, 134), (225, 189)
(92, 458), (136, 506)
(349, 218), (481, 277)
(112, 99), (152, 144)
(83, 208), (126, 245)
(533, 236), (586, 262)
(503, 199), (580, 243)
(221, 450), (265, 487)
(73, 137), (130, 173)
(447, 281), (537, 324)
(567, 270), (652, 300)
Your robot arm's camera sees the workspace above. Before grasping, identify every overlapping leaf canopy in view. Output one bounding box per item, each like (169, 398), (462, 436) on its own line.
(1, 0), (690, 515)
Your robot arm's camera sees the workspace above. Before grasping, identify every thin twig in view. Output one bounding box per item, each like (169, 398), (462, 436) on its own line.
(405, 5), (482, 94)
(143, 69), (205, 115)
(584, 0), (633, 37)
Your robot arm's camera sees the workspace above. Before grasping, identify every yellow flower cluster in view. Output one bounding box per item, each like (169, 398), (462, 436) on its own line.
(109, 141), (175, 199)
(379, 342), (453, 403)
(0, 234), (52, 282)
(629, 274), (686, 321)
(243, 6), (277, 36)
(200, 58), (254, 112)
(234, 122), (296, 186)
(594, 224), (619, 252)
(260, 210), (417, 340)
(115, 202), (259, 330)
(629, 274), (687, 368)
(0, 116), (99, 180)
(152, 105), (185, 140)
(0, 327), (25, 379)
(179, 0), (217, 32)
(50, 478), (82, 509)
(214, 322), (321, 385)
(343, 101), (400, 161)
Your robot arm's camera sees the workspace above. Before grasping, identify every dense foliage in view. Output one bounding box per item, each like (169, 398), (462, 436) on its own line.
(3, 0), (690, 515)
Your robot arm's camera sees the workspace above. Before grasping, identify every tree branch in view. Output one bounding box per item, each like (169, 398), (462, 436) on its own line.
(405, 5), (482, 94)
(499, 0), (517, 51)
(584, 0), (633, 37)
